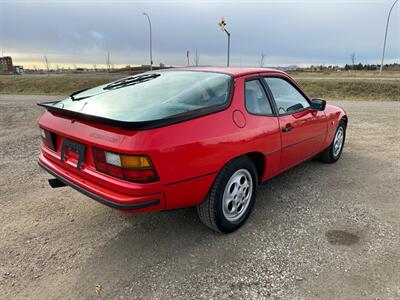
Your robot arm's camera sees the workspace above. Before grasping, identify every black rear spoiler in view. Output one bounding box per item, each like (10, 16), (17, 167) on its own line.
(37, 101), (229, 131)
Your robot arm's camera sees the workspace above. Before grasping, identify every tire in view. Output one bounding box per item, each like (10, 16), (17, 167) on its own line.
(319, 119), (346, 163)
(197, 156), (258, 233)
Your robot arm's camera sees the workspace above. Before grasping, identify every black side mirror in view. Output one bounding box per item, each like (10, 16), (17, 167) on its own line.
(310, 98), (326, 111)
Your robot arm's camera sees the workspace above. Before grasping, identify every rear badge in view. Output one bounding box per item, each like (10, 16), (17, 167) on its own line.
(90, 133), (118, 144)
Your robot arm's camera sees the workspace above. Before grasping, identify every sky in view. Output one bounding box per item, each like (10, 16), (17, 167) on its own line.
(0, 0), (399, 68)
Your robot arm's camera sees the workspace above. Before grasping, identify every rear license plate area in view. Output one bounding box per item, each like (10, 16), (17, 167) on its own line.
(60, 138), (86, 170)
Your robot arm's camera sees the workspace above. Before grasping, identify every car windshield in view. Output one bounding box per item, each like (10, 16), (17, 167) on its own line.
(50, 71), (232, 122)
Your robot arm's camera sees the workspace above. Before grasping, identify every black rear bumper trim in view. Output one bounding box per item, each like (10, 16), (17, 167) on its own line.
(38, 161), (160, 211)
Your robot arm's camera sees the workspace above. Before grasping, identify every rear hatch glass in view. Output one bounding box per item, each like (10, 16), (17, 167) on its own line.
(44, 71), (232, 124)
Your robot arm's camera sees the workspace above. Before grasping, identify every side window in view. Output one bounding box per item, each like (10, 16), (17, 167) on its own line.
(264, 77), (309, 115)
(245, 79), (273, 115)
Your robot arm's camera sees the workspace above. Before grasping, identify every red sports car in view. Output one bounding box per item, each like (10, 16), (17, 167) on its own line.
(38, 67), (347, 233)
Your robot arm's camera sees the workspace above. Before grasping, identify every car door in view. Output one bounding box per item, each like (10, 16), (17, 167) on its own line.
(263, 76), (327, 171)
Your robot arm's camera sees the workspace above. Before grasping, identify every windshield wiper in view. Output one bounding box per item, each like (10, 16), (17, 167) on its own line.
(103, 73), (160, 90)
(69, 73), (161, 101)
(70, 88), (92, 101)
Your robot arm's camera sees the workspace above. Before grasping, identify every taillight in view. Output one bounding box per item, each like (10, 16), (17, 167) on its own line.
(40, 128), (57, 151)
(92, 148), (158, 183)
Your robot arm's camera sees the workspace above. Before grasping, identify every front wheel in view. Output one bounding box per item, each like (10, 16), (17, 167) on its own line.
(319, 119), (346, 163)
(197, 156), (258, 233)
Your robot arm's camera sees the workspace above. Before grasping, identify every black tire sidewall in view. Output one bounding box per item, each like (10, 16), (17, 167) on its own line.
(213, 156), (258, 233)
(330, 120), (346, 162)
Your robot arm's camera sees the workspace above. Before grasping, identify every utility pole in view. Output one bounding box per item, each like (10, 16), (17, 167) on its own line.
(219, 18), (231, 67)
(195, 49), (199, 66)
(143, 12), (153, 70)
(380, 0), (399, 73)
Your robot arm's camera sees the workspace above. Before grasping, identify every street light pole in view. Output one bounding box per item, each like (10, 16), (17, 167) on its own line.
(143, 12), (153, 71)
(225, 29), (231, 67)
(219, 18), (231, 67)
(380, 0), (399, 74)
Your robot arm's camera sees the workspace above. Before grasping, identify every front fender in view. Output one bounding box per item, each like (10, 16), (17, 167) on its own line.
(323, 104), (348, 148)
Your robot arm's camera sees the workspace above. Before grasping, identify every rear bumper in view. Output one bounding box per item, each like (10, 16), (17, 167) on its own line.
(38, 154), (164, 212)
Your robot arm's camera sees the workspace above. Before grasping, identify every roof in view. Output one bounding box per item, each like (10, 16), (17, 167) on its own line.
(169, 66), (286, 77)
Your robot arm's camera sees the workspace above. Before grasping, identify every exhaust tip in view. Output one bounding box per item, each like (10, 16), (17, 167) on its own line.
(48, 178), (67, 188)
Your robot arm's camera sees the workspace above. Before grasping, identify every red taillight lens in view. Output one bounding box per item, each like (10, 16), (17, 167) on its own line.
(92, 148), (158, 183)
(40, 128), (57, 151)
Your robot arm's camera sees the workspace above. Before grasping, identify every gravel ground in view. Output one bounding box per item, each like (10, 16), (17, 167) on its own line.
(0, 95), (399, 299)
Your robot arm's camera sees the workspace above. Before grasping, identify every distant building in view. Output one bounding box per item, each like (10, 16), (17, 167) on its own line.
(276, 65), (298, 72)
(14, 65), (24, 74)
(0, 56), (14, 73)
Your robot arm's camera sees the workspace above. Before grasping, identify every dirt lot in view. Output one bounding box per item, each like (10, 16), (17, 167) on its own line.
(0, 95), (399, 299)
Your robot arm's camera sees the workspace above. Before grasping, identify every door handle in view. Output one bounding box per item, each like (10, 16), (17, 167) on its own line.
(282, 124), (294, 133)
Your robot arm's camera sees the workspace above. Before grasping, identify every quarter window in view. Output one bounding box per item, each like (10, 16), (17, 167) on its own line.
(245, 79), (273, 115)
(264, 77), (309, 115)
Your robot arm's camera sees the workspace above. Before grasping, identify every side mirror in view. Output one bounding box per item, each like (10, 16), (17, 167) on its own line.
(310, 98), (326, 111)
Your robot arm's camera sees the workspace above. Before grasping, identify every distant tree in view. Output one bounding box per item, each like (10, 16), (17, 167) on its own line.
(350, 51), (356, 70)
(259, 52), (266, 67)
(44, 55), (50, 74)
(106, 52), (111, 71)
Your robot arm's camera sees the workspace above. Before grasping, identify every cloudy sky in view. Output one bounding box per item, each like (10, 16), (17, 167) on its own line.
(0, 0), (399, 68)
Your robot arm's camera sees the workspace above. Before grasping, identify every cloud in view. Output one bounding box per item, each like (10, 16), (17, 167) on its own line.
(0, 0), (399, 67)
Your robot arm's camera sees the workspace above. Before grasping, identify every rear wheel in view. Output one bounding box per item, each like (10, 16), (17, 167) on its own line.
(197, 156), (258, 233)
(319, 119), (346, 163)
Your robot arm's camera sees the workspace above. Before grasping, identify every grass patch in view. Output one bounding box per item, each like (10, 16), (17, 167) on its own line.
(289, 70), (400, 78)
(0, 73), (399, 101)
(0, 74), (117, 96)
(298, 79), (400, 101)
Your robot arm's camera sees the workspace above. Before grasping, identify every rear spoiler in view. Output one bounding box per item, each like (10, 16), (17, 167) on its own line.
(37, 101), (229, 131)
